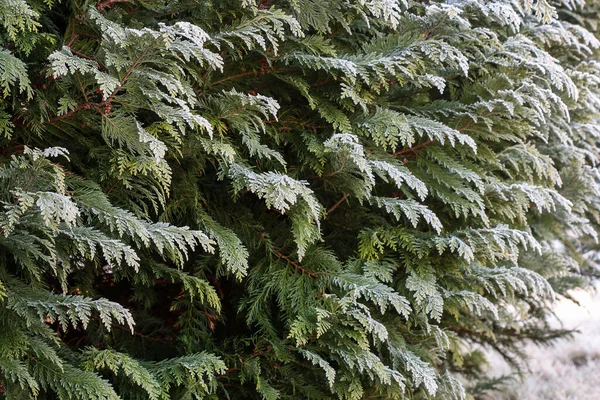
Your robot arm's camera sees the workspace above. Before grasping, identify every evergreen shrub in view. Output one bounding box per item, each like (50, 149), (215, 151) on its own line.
(1, 0), (600, 398)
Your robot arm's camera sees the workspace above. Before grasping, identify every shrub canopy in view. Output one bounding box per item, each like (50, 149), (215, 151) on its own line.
(1, 0), (600, 399)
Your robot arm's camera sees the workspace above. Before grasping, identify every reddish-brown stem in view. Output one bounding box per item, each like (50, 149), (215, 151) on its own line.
(70, 49), (107, 71)
(44, 103), (93, 124)
(66, 33), (79, 47)
(321, 158), (348, 178)
(265, 119), (327, 130)
(217, 106), (247, 120)
(65, 21), (78, 47)
(48, 122), (76, 139)
(78, 32), (102, 39)
(327, 193), (349, 215)
(22, 174), (36, 192)
(103, 48), (150, 105)
(327, 220), (352, 231)
(391, 118), (480, 157)
(114, 324), (173, 342)
(457, 121), (475, 131)
(247, 351), (265, 360)
(97, 0), (133, 11)
(211, 70), (258, 87)
(126, 6), (140, 15)
(75, 73), (88, 103)
(46, 50), (149, 123)
(392, 139), (437, 156)
(311, 79), (333, 88)
(90, 316), (173, 342)
(105, 181), (118, 195)
(271, 248), (318, 278)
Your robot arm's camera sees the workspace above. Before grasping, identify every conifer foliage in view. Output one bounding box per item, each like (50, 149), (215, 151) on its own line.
(1, 0), (600, 398)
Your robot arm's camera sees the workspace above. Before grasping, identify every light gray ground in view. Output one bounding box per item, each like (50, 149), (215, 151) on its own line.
(486, 283), (600, 400)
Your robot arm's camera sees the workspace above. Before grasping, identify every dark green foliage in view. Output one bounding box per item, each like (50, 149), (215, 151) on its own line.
(1, 0), (600, 398)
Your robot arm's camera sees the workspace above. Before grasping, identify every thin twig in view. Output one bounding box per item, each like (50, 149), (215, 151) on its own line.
(457, 121), (475, 131)
(392, 139), (437, 156)
(75, 73), (88, 103)
(97, 0), (133, 11)
(103, 48), (150, 105)
(105, 181), (118, 195)
(311, 79), (333, 88)
(217, 106), (247, 120)
(265, 119), (327, 130)
(271, 248), (318, 278)
(65, 22), (78, 47)
(327, 193), (349, 215)
(70, 49), (104, 67)
(211, 70), (258, 87)
(321, 158), (348, 177)
(44, 103), (93, 124)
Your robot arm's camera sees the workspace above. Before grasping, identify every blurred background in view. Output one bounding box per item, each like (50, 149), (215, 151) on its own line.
(487, 283), (600, 399)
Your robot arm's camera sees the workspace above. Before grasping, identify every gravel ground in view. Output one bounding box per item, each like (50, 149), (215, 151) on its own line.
(486, 284), (600, 400)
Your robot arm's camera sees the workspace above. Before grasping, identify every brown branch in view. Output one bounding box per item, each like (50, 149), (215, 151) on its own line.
(66, 34), (78, 48)
(65, 22), (78, 47)
(75, 73), (88, 103)
(78, 32), (102, 40)
(457, 121), (475, 131)
(48, 122), (76, 139)
(271, 248), (318, 278)
(311, 79), (333, 88)
(103, 48), (150, 105)
(265, 119), (327, 131)
(44, 103), (93, 124)
(206, 65), (295, 91)
(247, 351), (265, 360)
(321, 158), (348, 178)
(327, 220), (352, 231)
(217, 106), (247, 120)
(97, 0), (134, 11)
(22, 174), (36, 192)
(211, 70), (258, 87)
(327, 193), (349, 215)
(67, 49), (109, 73)
(105, 181), (118, 195)
(392, 139), (437, 156)
(391, 117), (482, 157)
(70, 49), (102, 66)
(42, 47), (147, 124)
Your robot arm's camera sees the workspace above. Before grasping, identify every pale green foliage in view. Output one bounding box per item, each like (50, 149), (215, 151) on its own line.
(197, 210), (250, 279)
(0, 49), (32, 98)
(151, 263), (221, 312)
(6, 282), (135, 333)
(389, 345), (438, 396)
(0, 0), (42, 55)
(214, 9), (303, 55)
(406, 270), (444, 322)
(471, 266), (554, 300)
(0, 145), (219, 397)
(212, 89), (284, 166)
(332, 272), (411, 317)
(33, 362), (120, 400)
(49, 47), (119, 101)
(2, 0), (600, 399)
(355, 109), (477, 152)
(151, 353), (227, 395)
(228, 163), (322, 259)
(299, 349), (337, 387)
(369, 197), (443, 233)
(81, 348), (162, 400)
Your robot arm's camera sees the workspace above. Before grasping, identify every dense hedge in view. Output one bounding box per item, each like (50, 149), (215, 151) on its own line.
(2, 0), (600, 398)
